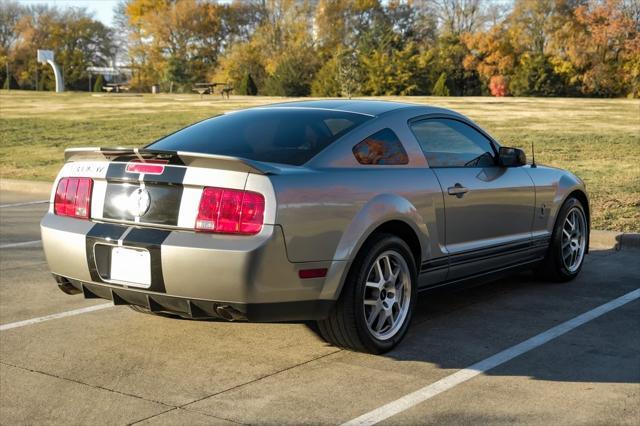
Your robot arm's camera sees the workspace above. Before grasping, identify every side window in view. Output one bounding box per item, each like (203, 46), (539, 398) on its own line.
(410, 119), (496, 167)
(353, 128), (409, 165)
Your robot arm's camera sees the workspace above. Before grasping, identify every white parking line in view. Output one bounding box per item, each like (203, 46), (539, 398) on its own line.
(343, 288), (640, 426)
(0, 303), (113, 331)
(0, 200), (49, 208)
(0, 240), (42, 249)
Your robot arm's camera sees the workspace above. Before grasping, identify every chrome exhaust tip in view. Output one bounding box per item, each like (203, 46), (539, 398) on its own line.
(53, 274), (82, 295)
(215, 305), (245, 321)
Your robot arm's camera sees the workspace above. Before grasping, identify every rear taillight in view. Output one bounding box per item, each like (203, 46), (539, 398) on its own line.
(195, 187), (265, 235)
(54, 177), (93, 219)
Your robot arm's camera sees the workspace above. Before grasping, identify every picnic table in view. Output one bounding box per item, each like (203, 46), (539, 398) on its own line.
(103, 83), (129, 93)
(192, 82), (233, 99)
(193, 82), (216, 98)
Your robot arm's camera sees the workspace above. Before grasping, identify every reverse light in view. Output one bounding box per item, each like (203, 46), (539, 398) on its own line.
(54, 177), (93, 219)
(195, 187), (265, 235)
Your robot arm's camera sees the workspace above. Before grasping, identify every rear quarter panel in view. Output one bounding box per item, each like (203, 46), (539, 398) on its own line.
(271, 168), (444, 264)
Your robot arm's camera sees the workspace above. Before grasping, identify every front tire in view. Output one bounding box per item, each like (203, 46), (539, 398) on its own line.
(316, 233), (417, 354)
(538, 197), (588, 282)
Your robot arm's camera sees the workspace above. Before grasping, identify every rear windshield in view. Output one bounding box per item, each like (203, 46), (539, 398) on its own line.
(147, 108), (372, 166)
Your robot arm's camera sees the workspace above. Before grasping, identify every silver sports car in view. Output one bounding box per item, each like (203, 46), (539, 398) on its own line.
(41, 100), (590, 353)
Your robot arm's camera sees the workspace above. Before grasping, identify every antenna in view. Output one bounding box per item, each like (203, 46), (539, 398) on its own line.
(531, 142), (537, 168)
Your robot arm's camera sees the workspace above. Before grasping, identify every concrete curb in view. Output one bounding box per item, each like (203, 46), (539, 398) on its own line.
(590, 230), (640, 251)
(0, 179), (52, 196)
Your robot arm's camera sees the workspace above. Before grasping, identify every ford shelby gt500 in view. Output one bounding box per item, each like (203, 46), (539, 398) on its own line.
(41, 100), (589, 353)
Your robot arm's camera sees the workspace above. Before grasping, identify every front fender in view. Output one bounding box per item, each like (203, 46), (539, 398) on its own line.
(526, 165), (589, 236)
(551, 172), (589, 231)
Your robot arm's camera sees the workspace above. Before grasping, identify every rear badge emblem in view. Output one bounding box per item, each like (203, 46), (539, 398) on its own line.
(127, 187), (151, 217)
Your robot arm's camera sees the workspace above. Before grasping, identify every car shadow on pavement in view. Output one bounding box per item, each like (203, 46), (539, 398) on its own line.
(379, 247), (640, 384)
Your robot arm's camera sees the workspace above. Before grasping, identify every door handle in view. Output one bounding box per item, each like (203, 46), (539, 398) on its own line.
(447, 183), (469, 198)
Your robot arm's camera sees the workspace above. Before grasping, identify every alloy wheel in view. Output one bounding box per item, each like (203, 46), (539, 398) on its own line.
(561, 207), (587, 273)
(362, 250), (412, 341)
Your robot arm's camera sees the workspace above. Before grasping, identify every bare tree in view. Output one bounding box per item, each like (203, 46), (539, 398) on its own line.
(0, 0), (23, 54)
(111, 1), (130, 64)
(621, 0), (640, 31)
(419, 0), (511, 35)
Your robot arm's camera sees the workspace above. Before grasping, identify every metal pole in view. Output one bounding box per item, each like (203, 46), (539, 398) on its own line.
(35, 61), (38, 91)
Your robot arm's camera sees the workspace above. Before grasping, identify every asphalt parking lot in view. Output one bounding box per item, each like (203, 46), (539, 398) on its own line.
(1, 189), (638, 425)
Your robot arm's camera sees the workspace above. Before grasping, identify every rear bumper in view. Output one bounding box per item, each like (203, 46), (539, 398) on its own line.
(54, 276), (333, 321)
(41, 213), (338, 321)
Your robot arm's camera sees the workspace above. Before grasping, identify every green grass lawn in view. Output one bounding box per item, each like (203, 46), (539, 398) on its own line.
(1, 90), (638, 232)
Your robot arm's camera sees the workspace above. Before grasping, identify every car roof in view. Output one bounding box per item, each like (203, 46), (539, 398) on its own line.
(261, 99), (446, 117)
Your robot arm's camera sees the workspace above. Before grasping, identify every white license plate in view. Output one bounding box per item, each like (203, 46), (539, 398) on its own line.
(110, 247), (151, 288)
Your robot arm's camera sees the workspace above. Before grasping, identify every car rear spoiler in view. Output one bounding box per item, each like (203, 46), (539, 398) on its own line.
(64, 147), (283, 175)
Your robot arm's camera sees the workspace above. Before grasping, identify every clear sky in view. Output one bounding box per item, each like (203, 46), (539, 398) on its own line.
(18, 0), (119, 26)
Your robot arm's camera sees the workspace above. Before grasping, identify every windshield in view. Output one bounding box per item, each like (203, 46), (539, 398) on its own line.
(147, 108), (372, 166)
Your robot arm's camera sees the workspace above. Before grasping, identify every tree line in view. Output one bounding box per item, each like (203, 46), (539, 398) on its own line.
(1, 0), (638, 97)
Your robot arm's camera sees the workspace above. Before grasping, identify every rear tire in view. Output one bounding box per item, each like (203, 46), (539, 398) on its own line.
(316, 233), (417, 354)
(537, 197), (588, 282)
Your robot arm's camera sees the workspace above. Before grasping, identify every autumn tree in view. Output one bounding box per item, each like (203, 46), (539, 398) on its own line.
(218, 0), (318, 96)
(556, 0), (639, 96)
(311, 53), (342, 96)
(0, 1), (23, 88)
(123, 0), (262, 91)
(237, 73), (258, 95)
(462, 25), (516, 94)
(3, 3), (113, 91)
(432, 72), (450, 96)
(212, 40), (267, 93)
(0, 1), (22, 55)
(266, 51), (317, 96)
(1, 0), (637, 97)
(93, 73), (104, 92)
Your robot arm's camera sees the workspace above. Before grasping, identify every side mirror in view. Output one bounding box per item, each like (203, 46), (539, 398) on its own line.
(498, 147), (526, 167)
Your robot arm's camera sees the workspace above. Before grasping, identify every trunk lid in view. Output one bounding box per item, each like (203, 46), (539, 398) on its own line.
(60, 147), (278, 230)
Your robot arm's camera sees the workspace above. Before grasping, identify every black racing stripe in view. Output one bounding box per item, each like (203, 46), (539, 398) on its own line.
(143, 166), (186, 184)
(85, 223), (170, 293)
(449, 240), (531, 265)
(451, 245), (534, 268)
(420, 236), (552, 274)
(420, 257), (543, 291)
(122, 228), (171, 293)
(102, 158), (186, 227)
(102, 182), (183, 226)
(85, 223), (129, 282)
(531, 235), (551, 248)
(421, 257), (448, 272)
(105, 162), (138, 182)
